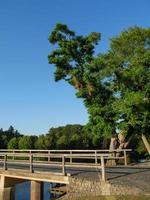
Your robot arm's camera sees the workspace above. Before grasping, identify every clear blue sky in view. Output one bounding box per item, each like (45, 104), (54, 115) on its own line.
(0, 0), (150, 135)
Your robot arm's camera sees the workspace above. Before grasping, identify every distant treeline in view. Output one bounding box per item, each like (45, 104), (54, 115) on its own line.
(0, 125), (149, 159)
(0, 124), (106, 150)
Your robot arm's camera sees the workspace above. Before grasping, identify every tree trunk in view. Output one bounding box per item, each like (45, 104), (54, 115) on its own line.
(106, 136), (118, 166)
(141, 134), (150, 155)
(115, 133), (126, 158)
(116, 133), (132, 155)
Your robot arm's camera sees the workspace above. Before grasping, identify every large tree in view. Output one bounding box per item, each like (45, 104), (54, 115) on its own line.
(48, 24), (150, 154)
(103, 27), (150, 153)
(48, 24), (116, 142)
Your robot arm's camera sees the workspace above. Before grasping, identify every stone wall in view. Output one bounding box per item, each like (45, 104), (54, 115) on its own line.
(60, 176), (149, 200)
(60, 177), (110, 200)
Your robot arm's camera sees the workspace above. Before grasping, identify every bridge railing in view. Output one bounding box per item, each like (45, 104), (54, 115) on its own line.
(0, 152), (110, 181)
(0, 149), (132, 165)
(0, 149), (132, 182)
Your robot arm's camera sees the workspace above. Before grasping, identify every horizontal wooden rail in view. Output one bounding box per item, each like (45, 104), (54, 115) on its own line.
(0, 149), (132, 153)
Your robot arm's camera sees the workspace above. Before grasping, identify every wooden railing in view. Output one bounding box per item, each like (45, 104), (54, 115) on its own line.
(0, 149), (132, 182)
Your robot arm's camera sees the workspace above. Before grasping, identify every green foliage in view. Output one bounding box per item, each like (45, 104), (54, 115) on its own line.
(46, 124), (86, 149)
(48, 23), (101, 98)
(0, 124), (107, 150)
(48, 24), (150, 157)
(7, 137), (19, 149)
(35, 135), (48, 149)
(106, 26), (150, 137)
(48, 23), (115, 140)
(0, 126), (21, 149)
(18, 136), (36, 149)
(130, 135), (150, 160)
(56, 134), (68, 149)
(85, 27), (150, 139)
(70, 134), (81, 149)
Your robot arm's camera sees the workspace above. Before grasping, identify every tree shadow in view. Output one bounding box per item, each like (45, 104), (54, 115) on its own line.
(106, 167), (150, 180)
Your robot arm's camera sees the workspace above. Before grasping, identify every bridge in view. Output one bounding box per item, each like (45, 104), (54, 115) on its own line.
(0, 149), (132, 200)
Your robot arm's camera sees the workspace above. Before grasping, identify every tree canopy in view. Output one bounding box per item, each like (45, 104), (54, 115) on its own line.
(0, 126), (21, 149)
(48, 24), (150, 149)
(48, 23), (101, 98)
(99, 27), (150, 139)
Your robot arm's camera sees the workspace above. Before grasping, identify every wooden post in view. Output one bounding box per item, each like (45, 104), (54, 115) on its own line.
(62, 155), (65, 175)
(30, 154), (33, 173)
(13, 150), (15, 161)
(95, 150), (98, 164)
(70, 151), (72, 164)
(4, 155), (7, 170)
(124, 150), (127, 166)
(48, 150), (51, 162)
(100, 156), (106, 182)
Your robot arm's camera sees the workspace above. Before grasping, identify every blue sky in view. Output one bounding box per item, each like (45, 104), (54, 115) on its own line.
(0, 0), (150, 134)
